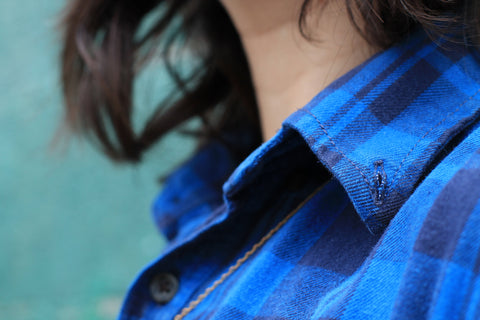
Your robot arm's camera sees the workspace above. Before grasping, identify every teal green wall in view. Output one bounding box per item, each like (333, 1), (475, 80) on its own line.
(0, 1), (194, 319)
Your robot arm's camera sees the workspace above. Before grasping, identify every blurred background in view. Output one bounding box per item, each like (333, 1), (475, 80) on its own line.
(0, 1), (195, 319)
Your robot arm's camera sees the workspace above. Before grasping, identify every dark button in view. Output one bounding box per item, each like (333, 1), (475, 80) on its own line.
(150, 273), (179, 304)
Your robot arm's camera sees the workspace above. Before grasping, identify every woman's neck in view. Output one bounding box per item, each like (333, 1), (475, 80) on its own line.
(220, 0), (376, 141)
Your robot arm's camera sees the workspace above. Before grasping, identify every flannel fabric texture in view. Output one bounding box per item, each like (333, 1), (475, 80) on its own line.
(119, 30), (480, 319)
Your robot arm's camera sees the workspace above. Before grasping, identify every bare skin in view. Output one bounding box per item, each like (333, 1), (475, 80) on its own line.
(219, 0), (376, 141)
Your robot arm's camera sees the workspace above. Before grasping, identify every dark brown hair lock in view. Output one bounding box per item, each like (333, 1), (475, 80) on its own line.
(59, 0), (479, 163)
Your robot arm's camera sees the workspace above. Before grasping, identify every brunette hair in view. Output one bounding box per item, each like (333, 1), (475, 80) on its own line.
(60, 0), (479, 163)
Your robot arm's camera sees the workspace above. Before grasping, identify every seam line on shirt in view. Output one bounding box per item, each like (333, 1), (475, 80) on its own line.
(173, 185), (323, 320)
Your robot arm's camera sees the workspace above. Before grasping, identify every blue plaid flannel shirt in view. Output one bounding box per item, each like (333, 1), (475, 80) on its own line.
(119, 29), (480, 319)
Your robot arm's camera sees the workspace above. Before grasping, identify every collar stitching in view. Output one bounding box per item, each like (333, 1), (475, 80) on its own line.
(300, 86), (480, 213)
(299, 108), (372, 189)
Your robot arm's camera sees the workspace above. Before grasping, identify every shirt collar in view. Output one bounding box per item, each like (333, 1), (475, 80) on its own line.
(223, 30), (480, 234)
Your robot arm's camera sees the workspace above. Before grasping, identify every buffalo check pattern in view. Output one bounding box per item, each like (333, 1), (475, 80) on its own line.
(119, 29), (480, 319)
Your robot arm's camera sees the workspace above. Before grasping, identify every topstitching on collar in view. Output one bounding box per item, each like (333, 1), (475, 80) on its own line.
(224, 30), (480, 234)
